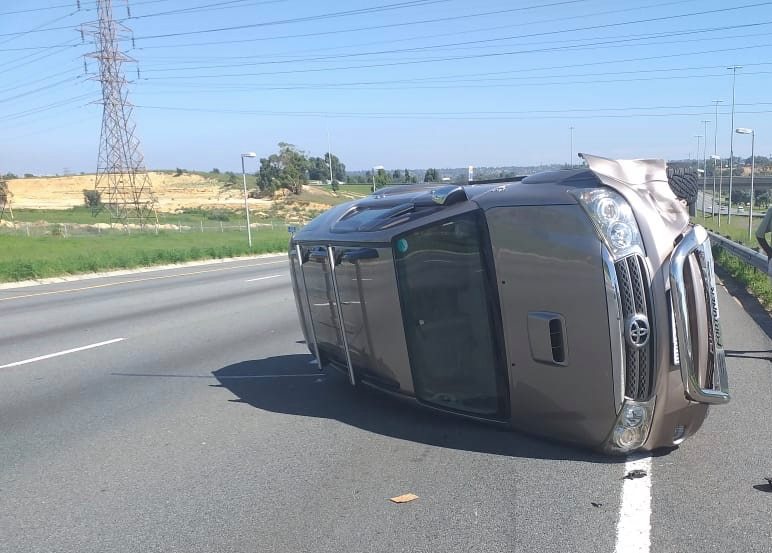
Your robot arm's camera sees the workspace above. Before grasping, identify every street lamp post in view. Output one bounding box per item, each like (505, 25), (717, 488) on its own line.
(372, 165), (384, 193)
(569, 126), (574, 169)
(727, 65), (742, 223)
(701, 120), (710, 219)
(710, 154), (720, 219)
(241, 152), (257, 248)
(736, 128), (755, 241)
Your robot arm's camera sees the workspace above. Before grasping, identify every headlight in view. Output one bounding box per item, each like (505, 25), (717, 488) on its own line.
(571, 188), (644, 258)
(603, 397), (656, 454)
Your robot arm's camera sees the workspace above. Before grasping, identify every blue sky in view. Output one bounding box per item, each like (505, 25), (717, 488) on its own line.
(1, 0), (771, 175)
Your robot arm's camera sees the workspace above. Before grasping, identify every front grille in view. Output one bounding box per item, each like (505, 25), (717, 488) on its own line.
(615, 255), (655, 400)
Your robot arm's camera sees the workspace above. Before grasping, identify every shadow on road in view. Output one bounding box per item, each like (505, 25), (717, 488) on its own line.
(213, 354), (629, 464)
(725, 350), (772, 362)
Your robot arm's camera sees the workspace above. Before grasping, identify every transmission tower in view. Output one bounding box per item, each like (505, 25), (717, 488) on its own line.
(83, 0), (157, 225)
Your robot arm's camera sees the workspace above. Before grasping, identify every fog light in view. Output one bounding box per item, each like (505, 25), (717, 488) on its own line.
(614, 427), (640, 450)
(623, 404), (646, 428)
(603, 397), (656, 454)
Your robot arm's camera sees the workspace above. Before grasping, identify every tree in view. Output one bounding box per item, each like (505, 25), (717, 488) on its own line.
(83, 189), (102, 210)
(211, 168), (220, 174)
(392, 169), (401, 182)
(2, 172), (17, 180)
(423, 168), (439, 182)
(731, 189), (750, 204)
(225, 171), (238, 186)
(373, 167), (391, 188)
(258, 142), (309, 195)
(0, 180), (10, 220)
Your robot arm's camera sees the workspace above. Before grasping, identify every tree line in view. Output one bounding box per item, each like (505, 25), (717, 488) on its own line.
(246, 142), (445, 196)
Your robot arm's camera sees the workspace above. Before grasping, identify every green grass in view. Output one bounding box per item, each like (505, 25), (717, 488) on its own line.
(8, 207), (285, 227)
(714, 246), (772, 309)
(694, 214), (763, 250)
(0, 231), (288, 283)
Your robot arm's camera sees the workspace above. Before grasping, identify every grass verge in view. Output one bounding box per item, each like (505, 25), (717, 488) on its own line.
(713, 245), (772, 310)
(696, 214), (763, 249)
(0, 231), (288, 283)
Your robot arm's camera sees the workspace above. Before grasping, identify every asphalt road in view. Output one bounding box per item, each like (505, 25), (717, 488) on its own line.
(0, 255), (770, 553)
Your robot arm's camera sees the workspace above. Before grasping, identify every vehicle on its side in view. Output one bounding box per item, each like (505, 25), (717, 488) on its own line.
(288, 154), (729, 454)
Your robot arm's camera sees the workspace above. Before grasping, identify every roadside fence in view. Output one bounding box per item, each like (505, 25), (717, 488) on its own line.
(0, 220), (297, 238)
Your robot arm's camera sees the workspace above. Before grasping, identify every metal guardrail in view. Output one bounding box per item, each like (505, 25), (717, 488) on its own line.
(708, 231), (768, 272)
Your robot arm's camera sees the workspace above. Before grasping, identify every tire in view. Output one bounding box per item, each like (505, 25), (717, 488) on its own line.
(666, 167), (699, 205)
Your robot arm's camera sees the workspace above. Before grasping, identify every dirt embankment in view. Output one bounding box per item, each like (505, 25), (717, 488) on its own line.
(3, 173), (349, 225)
(5, 172), (275, 211)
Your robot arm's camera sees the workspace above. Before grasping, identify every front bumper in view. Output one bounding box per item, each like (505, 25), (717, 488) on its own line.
(669, 225), (730, 405)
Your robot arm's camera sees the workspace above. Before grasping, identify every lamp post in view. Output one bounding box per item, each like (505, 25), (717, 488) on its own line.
(700, 120), (710, 219)
(710, 154), (720, 219)
(569, 126), (574, 168)
(735, 128), (755, 241)
(694, 135), (702, 173)
(372, 165), (384, 192)
(727, 65), (742, 223)
(241, 152), (257, 248)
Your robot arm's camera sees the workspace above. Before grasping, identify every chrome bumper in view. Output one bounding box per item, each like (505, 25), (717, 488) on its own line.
(669, 225), (730, 405)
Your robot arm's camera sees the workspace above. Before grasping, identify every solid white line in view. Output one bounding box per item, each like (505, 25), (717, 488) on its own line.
(244, 274), (284, 282)
(614, 454), (653, 553)
(0, 338), (125, 369)
(0, 261), (288, 302)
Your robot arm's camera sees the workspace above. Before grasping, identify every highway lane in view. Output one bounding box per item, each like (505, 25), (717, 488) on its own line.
(0, 255), (770, 553)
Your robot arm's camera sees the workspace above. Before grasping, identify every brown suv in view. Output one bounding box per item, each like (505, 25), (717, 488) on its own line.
(288, 154), (729, 454)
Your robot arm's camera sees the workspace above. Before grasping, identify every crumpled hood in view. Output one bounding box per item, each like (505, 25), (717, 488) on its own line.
(579, 153), (690, 273)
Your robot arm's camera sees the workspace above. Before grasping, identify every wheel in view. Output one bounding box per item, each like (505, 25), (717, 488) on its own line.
(666, 167), (699, 205)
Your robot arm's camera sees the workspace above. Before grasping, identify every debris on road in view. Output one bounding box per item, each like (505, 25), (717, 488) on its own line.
(623, 469), (648, 480)
(765, 477), (772, 489)
(591, 502), (603, 508)
(390, 493), (419, 504)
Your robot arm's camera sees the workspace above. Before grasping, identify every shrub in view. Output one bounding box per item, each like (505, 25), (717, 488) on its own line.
(206, 209), (230, 222)
(83, 189), (102, 209)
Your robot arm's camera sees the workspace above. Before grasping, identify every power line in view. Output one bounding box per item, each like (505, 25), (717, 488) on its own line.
(127, 0), (288, 19)
(136, 22), (772, 73)
(130, 0), (676, 49)
(137, 68), (772, 93)
(131, 0), (458, 40)
(137, 40), (772, 79)
(144, 13), (749, 63)
(0, 93), (95, 123)
(133, 0), (772, 48)
(0, 2), (93, 17)
(0, 9), (82, 46)
(131, 103), (772, 120)
(0, 77), (84, 104)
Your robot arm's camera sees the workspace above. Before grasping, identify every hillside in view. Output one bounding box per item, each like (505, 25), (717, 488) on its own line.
(5, 172), (263, 211)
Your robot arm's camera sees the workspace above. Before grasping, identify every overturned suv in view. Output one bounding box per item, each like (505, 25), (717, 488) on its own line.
(288, 154), (729, 454)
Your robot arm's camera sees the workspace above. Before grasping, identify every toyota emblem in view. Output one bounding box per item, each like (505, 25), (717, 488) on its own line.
(625, 314), (650, 349)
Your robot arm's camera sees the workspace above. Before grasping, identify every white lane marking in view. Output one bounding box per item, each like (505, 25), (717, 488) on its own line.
(111, 372), (320, 379)
(0, 261), (288, 302)
(244, 274), (284, 282)
(615, 454), (652, 553)
(0, 338), (125, 369)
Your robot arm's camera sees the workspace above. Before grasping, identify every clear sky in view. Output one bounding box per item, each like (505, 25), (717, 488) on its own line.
(1, 0), (771, 175)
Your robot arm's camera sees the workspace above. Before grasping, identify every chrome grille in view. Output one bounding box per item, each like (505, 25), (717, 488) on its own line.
(615, 255), (654, 400)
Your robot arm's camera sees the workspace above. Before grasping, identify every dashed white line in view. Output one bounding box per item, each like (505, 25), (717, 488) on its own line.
(0, 338), (126, 369)
(614, 454), (653, 553)
(244, 274), (284, 282)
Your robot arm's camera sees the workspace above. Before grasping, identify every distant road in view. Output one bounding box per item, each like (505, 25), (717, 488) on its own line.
(0, 256), (770, 553)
